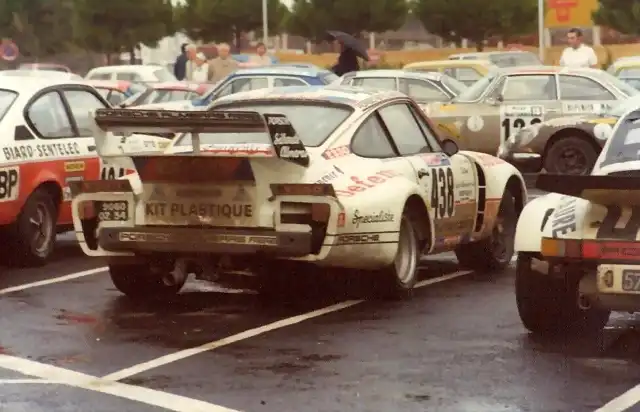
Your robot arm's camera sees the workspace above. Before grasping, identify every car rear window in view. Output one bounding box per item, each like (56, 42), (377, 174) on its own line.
(176, 103), (352, 147)
(153, 68), (177, 82)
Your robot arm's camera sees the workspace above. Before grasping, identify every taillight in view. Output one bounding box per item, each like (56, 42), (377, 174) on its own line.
(540, 238), (581, 258)
(541, 237), (640, 261)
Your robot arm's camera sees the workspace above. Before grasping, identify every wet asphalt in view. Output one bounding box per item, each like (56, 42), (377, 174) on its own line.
(1, 187), (640, 411)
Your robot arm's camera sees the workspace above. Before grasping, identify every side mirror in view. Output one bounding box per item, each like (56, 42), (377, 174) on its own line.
(441, 138), (459, 157)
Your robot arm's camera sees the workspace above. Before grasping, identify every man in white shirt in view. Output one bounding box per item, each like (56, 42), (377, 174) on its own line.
(249, 42), (273, 66)
(559, 28), (598, 68)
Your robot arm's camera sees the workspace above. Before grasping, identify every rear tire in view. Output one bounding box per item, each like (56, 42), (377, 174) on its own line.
(372, 212), (420, 300)
(3, 188), (58, 267)
(455, 190), (517, 272)
(109, 261), (186, 300)
(515, 253), (609, 337)
(544, 136), (598, 175)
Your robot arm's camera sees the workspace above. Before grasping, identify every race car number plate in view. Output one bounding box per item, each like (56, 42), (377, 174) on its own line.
(622, 269), (640, 292)
(96, 201), (128, 222)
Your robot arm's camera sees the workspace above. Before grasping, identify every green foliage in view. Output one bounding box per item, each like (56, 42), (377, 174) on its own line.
(72, 0), (175, 55)
(178, 0), (290, 45)
(0, 0), (77, 56)
(286, 0), (408, 40)
(593, 0), (640, 36)
(411, 0), (537, 50)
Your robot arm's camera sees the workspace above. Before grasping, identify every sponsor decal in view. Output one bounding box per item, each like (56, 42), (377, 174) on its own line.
(420, 153), (450, 166)
(336, 234), (380, 244)
(315, 165), (344, 184)
(352, 209), (395, 227)
(118, 231), (277, 246)
(64, 161), (85, 173)
(335, 170), (401, 198)
(201, 144), (275, 156)
(144, 202), (252, 218)
(337, 212), (346, 227)
(271, 184), (335, 196)
(0, 166), (19, 202)
(264, 114), (309, 166)
(322, 145), (350, 159)
(3, 142), (81, 161)
(551, 197), (577, 237)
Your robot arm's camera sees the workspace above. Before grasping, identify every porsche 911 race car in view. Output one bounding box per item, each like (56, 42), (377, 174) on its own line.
(514, 107), (640, 336)
(70, 86), (527, 300)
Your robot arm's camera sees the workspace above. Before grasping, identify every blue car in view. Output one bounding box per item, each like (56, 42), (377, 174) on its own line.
(137, 66), (339, 110)
(232, 54), (280, 64)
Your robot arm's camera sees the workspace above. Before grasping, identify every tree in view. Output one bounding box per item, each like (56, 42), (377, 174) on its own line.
(286, 0), (408, 41)
(72, 0), (175, 62)
(0, 0), (77, 57)
(411, 0), (537, 50)
(593, 0), (640, 36)
(178, 0), (290, 50)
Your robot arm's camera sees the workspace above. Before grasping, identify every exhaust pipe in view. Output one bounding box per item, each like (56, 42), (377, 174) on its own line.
(162, 258), (189, 286)
(578, 294), (591, 310)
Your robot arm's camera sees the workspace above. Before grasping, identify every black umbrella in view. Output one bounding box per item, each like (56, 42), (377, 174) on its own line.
(326, 31), (369, 61)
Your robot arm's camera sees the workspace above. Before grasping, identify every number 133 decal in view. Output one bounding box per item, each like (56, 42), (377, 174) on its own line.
(431, 167), (455, 219)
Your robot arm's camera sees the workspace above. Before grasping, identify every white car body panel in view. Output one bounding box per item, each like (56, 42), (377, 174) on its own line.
(71, 86), (526, 270)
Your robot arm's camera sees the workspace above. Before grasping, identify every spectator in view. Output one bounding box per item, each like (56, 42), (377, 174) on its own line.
(208, 43), (239, 83)
(173, 43), (189, 80)
(183, 44), (198, 81)
(192, 52), (210, 82)
(559, 28), (598, 68)
(331, 39), (359, 76)
(249, 42), (272, 66)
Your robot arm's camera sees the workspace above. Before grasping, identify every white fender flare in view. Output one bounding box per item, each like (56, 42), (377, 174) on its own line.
(515, 193), (564, 253)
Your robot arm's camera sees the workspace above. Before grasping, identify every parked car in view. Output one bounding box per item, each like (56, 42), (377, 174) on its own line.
(0, 76), (167, 267)
(70, 85), (526, 300)
(85, 65), (176, 83)
(403, 59), (498, 86)
(18, 63), (72, 73)
(0, 70), (83, 81)
(427, 66), (637, 160)
(135, 66), (339, 110)
(120, 82), (209, 107)
(448, 51), (542, 67)
(514, 107), (640, 336)
(607, 57), (640, 90)
(338, 70), (467, 105)
(85, 80), (149, 106)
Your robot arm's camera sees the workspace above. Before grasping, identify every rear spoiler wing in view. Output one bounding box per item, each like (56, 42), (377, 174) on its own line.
(536, 174), (640, 206)
(89, 108), (310, 167)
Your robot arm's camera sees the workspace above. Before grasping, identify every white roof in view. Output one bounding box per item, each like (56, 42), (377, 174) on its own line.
(0, 76), (84, 94)
(87, 65), (161, 74)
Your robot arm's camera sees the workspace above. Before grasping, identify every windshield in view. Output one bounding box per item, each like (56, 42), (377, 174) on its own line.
(175, 103), (352, 147)
(441, 75), (467, 95)
(490, 53), (541, 67)
(0, 90), (17, 121)
(153, 68), (177, 82)
(452, 74), (495, 102)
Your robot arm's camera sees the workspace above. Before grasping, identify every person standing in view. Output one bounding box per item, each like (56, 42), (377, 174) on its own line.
(207, 43), (239, 83)
(173, 43), (189, 80)
(183, 44), (199, 81)
(249, 42), (272, 66)
(559, 28), (598, 68)
(191, 53), (210, 82)
(330, 39), (359, 76)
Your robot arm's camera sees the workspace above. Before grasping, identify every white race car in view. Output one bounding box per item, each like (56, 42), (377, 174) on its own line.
(70, 86), (527, 300)
(515, 107), (640, 336)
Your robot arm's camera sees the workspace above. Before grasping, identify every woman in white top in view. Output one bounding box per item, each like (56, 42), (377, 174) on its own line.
(191, 52), (210, 82)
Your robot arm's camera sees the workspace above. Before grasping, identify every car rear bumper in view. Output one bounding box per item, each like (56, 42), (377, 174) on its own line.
(97, 226), (313, 256)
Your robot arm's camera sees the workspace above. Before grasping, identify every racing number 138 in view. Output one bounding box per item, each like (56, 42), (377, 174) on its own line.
(431, 167), (454, 219)
(501, 117), (541, 138)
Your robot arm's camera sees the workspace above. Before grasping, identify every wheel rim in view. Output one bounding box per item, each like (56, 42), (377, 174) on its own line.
(554, 147), (589, 175)
(394, 218), (418, 284)
(491, 201), (516, 263)
(30, 203), (53, 254)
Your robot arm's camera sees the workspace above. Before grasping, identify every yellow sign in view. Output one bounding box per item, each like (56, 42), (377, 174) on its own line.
(64, 161), (85, 173)
(544, 0), (598, 28)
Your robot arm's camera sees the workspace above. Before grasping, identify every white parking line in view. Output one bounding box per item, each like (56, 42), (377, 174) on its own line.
(0, 267), (107, 295)
(594, 384), (640, 412)
(103, 270), (472, 382)
(0, 378), (53, 384)
(0, 354), (240, 412)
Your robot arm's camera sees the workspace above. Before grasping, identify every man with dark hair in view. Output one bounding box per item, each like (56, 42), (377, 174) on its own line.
(249, 42), (272, 66)
(174, 43), (189, 80)
(559, 28), (598, 68)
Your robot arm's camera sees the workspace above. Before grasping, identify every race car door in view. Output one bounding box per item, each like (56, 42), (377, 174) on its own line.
(493, 74), (562, 150)
(376, 102), (478, 246)
(557, 74), (618, 117)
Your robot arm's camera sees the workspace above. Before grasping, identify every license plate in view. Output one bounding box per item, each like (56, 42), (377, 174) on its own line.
(622, 270), (640, 291)
(96, 201), (128, 221)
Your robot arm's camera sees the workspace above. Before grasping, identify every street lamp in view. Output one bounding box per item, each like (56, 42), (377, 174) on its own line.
(262, 0), (268, 46)
(538, 0), (545, 62)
